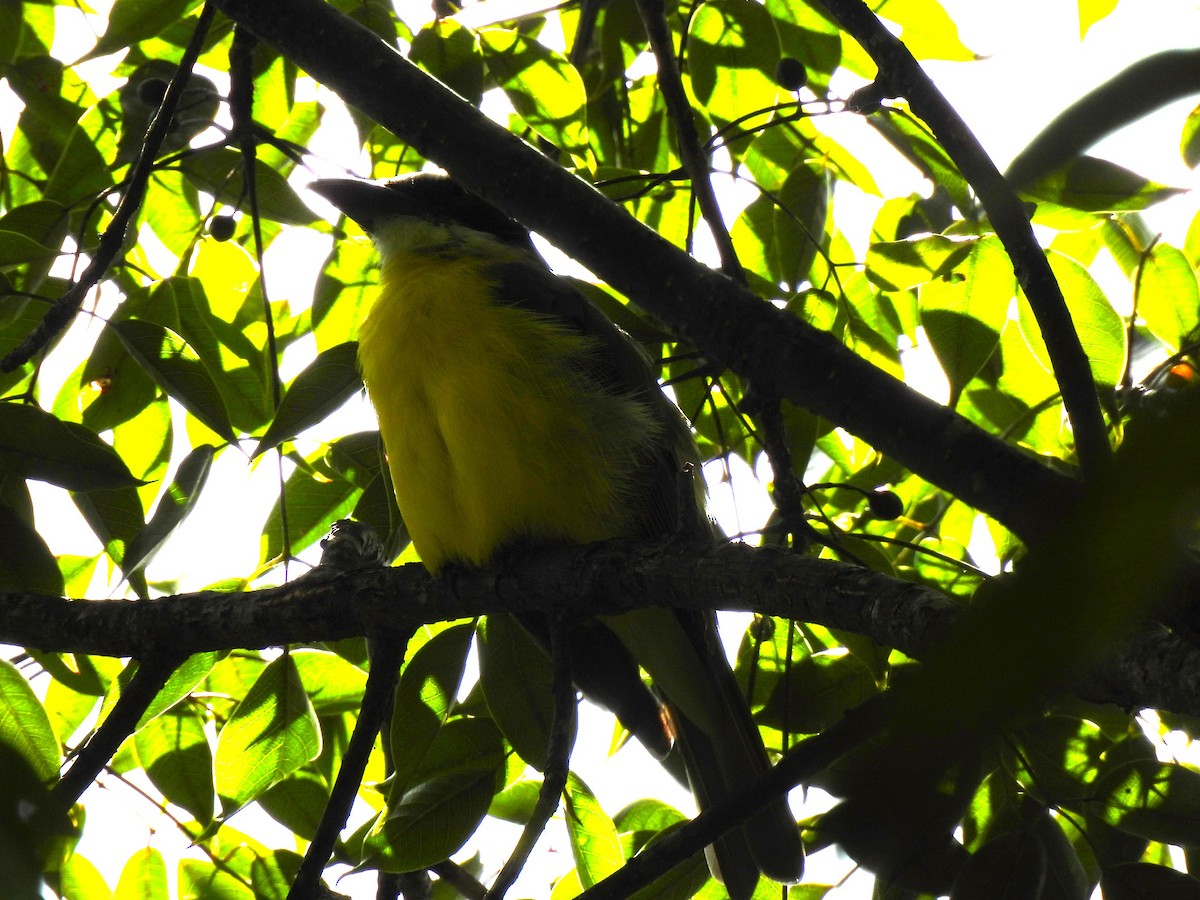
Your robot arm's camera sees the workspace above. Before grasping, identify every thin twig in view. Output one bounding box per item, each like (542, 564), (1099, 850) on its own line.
(288, 633), (410, 900)
(52, 654), (182, 808)
(633, 0), (743, 280)
(485, 616), (577, 899)
(0, 1), (217, 372)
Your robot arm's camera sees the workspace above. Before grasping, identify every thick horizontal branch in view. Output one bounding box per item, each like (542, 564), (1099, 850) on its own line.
(2, 539), (1198, 720)
(209, 0), (1083, 545)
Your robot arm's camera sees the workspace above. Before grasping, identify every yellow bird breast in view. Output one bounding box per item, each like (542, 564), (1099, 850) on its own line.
(358, 249), (660, 572)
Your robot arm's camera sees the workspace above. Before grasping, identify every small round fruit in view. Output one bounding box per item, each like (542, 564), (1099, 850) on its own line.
(209, 215), (237, 242)
(775, 58), (807, 91)
(867, 489), (903, 520)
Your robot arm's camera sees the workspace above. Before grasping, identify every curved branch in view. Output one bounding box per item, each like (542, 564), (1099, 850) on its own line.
(1006, 49), (1200, 189)
(634, 0), (743, 279)
(813, 0), (1111, 476)
(0, 3), (217, 372)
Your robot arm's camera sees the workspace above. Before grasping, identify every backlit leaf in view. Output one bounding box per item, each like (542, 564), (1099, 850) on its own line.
(214, 654), (321, 814)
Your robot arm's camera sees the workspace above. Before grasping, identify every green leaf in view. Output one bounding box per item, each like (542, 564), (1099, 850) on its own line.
(874, 0), (977, 62)
(178, 859), (255, 900)
(135, 705), (215, 825)
(1004, 716), (1109, 807)
(410, 19), (484, 106)
(72, 484), (146, 593)
(110, 395), (172, 498)
(0, 403), (142, 491)
(615, 797), (687, 835)
(254, 342), (363, 458)
(759, 648), (877, 734)
(43, 677), (99, 746)
(0, 199), (69, 294)
(869, 110), (972, 214)
(179, 147), (319, 227)
(688, 0), (782, 124)
(867, 234), (971, 292)
(113, 848), (167, 900)
(1026, 802), (1090, 897)
(0, 657), (60, 782)
(0, 503), (63, 594)
(90, 0), (199, 59)
(919, 235), (1014, 405)
(58, 853), (113, 900)
(1182, 102), (1200, 169)
(626, 823), (714, 900)
(564, 772), (625, 888)
(489, 778), (541, 824)
(1137, 243), (1200, 350)
(479, 28), (591, 162)
(1093, 761), (1200, 846)
(361, 718), (504, 872)
(260, 462), (361, 562)
(112, 319), (237, 443)
(251, 851), (301, 900)
(1078, 0), (1120, 39)
(1023, 155), (1186, 214)
(390, 623), (473, 793)
(477, 614), (562, 772)
(6, 56), (94, 185)
(122, 444), (215, 577)
(1018, 251), (1126, 391)
(732, 161), (830, 290)
(312, 237), (378, 350)
(214, 654), (321, 814)
(291, 649), (366, 713)
(166, 273), (274, 435)
(1100, 862), (1200, 898)
(62, 323), (158, 435)
(950, 830), (1048, 898)
(764, 0), (841, 96)
(0, 228), (59, 267)
(138, 652), (222, 726)
(326, 430), (383, 486)
(259, 770), (329, 841)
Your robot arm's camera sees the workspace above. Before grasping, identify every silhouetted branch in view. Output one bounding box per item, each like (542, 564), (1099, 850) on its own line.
(813, 0), (1112, 476)
(3, 539), (1199, 719)
(0, 3), (217, 372)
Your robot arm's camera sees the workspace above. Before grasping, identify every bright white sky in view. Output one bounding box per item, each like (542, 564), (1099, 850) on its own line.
(11, 0), (1200, 897)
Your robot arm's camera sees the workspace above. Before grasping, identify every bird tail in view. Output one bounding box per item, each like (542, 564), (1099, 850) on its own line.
(669, 644), (806, 897)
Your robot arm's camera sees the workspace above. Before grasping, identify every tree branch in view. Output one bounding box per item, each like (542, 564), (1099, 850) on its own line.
(52, 653), (183, 808)
(634, 0), (744, 279)
(813, 0), (1112, 476)
(579, 693), (888, 899)
(289, 635), (409, 900)
(207, 0), (1083, 546)
(3, 540), (1198, 721)
(0, 2), (217, 372)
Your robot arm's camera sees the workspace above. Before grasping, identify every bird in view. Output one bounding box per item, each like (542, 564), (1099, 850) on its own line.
(309, 173), (805, 897)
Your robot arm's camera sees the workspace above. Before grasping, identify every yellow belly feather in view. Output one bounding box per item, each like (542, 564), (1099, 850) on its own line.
(358, 250), (659, 571)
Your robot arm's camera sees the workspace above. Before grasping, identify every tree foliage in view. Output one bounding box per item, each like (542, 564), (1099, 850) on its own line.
(2, 0), (1200, 898)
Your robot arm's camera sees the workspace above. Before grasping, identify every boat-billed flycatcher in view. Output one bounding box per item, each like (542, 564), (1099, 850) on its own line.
(310, 174), (804, 896)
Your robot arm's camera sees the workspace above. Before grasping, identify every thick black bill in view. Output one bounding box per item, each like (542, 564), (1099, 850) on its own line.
(310, 174), (534, 250)
(309, 178), (401, 231)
